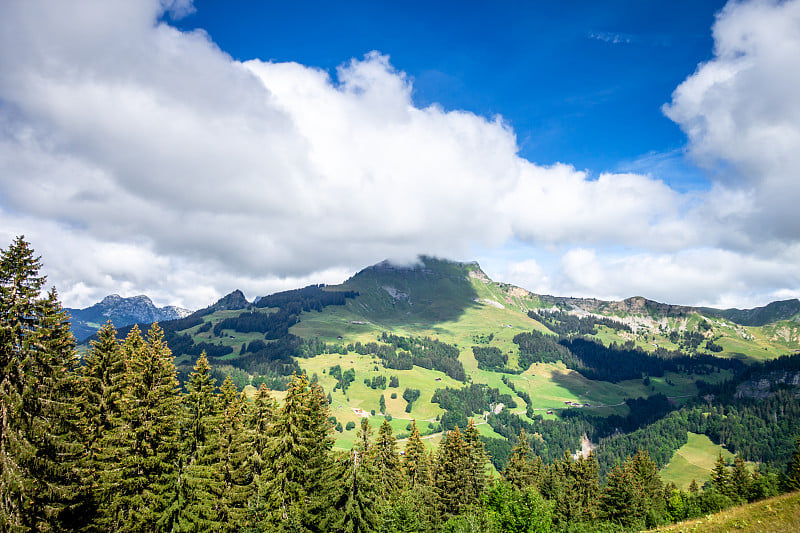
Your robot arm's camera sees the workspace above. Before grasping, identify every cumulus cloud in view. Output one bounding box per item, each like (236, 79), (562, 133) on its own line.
(0, 0), (797, 310)
(664, 0), (800, 242)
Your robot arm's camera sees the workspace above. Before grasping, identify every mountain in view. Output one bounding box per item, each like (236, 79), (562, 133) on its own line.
(66, 294), (192, 341)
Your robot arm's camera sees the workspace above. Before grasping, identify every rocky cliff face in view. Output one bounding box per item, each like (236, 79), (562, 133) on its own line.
(66, 294), (192, 341)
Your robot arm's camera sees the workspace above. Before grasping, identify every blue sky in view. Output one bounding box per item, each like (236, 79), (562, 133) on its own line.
(174, 0), (722, 183)
(1, 0), (799, 310)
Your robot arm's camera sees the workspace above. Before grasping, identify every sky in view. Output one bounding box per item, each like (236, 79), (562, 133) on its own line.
(1, 0), (799, 311)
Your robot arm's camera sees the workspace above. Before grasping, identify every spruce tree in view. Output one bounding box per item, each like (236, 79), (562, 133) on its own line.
(174, 353), (221, 532)
(78, 321), (126, 529)
(0, 237), (82, 531)
(433, 426), (471, 518)
(99, 323), (181, 532)
(462, 419), (489, 505)
(373, 420), (402, 497)
(262, 373), (335, 528)
(788, 434), (800, 492)
(730, 454), (750, 502)
(710, 453), (731, 497)
(247, 382), (278, 524)
(326, 421), (381, 533)
(601, 461), (646, 528)
(213, 378), (253, 531)
(504, 429), (536, 490)
(402, 420), (428, 488)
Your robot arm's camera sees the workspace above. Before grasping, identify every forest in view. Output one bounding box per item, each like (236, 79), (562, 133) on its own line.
(3, 236), (800, 532)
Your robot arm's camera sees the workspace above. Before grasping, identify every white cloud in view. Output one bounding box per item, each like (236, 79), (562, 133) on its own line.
(0, 0), (798, 311)
(664, 0), (800, 242)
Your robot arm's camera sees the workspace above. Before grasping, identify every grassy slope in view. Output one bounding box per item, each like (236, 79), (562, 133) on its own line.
(660, 433), (735, 490)
(651, 491), (800, 533)
(156, 259), (799, 469)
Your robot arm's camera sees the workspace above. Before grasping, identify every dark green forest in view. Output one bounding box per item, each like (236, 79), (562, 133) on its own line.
(3, 236), (800, 532)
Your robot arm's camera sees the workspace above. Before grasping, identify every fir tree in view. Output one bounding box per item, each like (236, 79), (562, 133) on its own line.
(99, 323), (181, 532)
(402, 420), (428, 488)
(504, 429), (536, 490)
(174, 353), (220, 532)
(0, 237), (82, 531)
(373, 420), (402, 497)
(730, 454), (750, 502)
(434, 426), (472, 518)
(262, 373), (335, 529)
(710, 453), (731, 497)
(601, 461), (646, 528)
(78, 321), (126, 529)
(326, 445), (381, 532)
(247, 382), (278, 524)
(462, 419), (489, 505)
(213, 379), (253, 531)
(786, 434), (800, 492)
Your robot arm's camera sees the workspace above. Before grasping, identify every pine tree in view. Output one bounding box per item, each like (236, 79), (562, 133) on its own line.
(373, 420), (402, 497)
(99, 323), (181, 532)
(462, 419), (489, 504)
(213, 379), (253, 531)
(0, 237), (82, 531)
(78, 321), (126, 529)
(731, 454), (750, 502)
(262, 373), (335, 528)
(403, 420), (428, 488)
(247, 382), (278, 524)
(433, 426), (471, 518)
(174, 353), (221, 532)
(504, 429), (536, 490)
(710, 453), (731, 497)
(786, 434), (800, 492)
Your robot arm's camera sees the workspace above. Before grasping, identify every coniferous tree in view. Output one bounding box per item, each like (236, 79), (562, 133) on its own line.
(730, 454), (750, 502)
(213, 379), (254, 531)
(99, 323), (181, 532)
(504, 429), (536, 490)
(403, 420), (428, 488)
(785, 434), (800, 492)
(373, 420), (402, 497)
(247, 382), (278, 524)
(262, 373), (334, 529)
(0, 237), (82, 531)
(174, 353), (220, 531)
(78, 321), (126, 529)
(434, 426), (472, 519)
(629, 450), (665, 527)
(325, 420), (381, 533)
(541, 451), (599, 527)
(462, 419), (489, 504)
(710, 453), (732, 498)
(601, 461), (646, 528)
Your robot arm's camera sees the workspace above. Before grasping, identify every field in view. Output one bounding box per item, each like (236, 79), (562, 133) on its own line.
(660, 433), (735, 490)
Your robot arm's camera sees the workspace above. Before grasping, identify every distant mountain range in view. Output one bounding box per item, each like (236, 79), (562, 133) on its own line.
(67, 257), (800, 342)
(66, 294), (192, 341)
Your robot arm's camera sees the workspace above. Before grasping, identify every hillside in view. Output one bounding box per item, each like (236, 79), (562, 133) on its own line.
(652, 491), (800, 533)
(84, 256), (800, 486)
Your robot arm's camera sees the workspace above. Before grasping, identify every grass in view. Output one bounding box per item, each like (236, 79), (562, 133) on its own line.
(660, 433), (735, 490)
(650, 491), (800, 532)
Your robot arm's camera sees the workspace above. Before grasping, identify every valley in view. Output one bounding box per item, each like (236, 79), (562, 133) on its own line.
(74, 256), (800, 489)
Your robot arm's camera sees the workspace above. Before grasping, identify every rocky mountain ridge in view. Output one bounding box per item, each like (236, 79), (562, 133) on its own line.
(67, 294), (192, 341)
